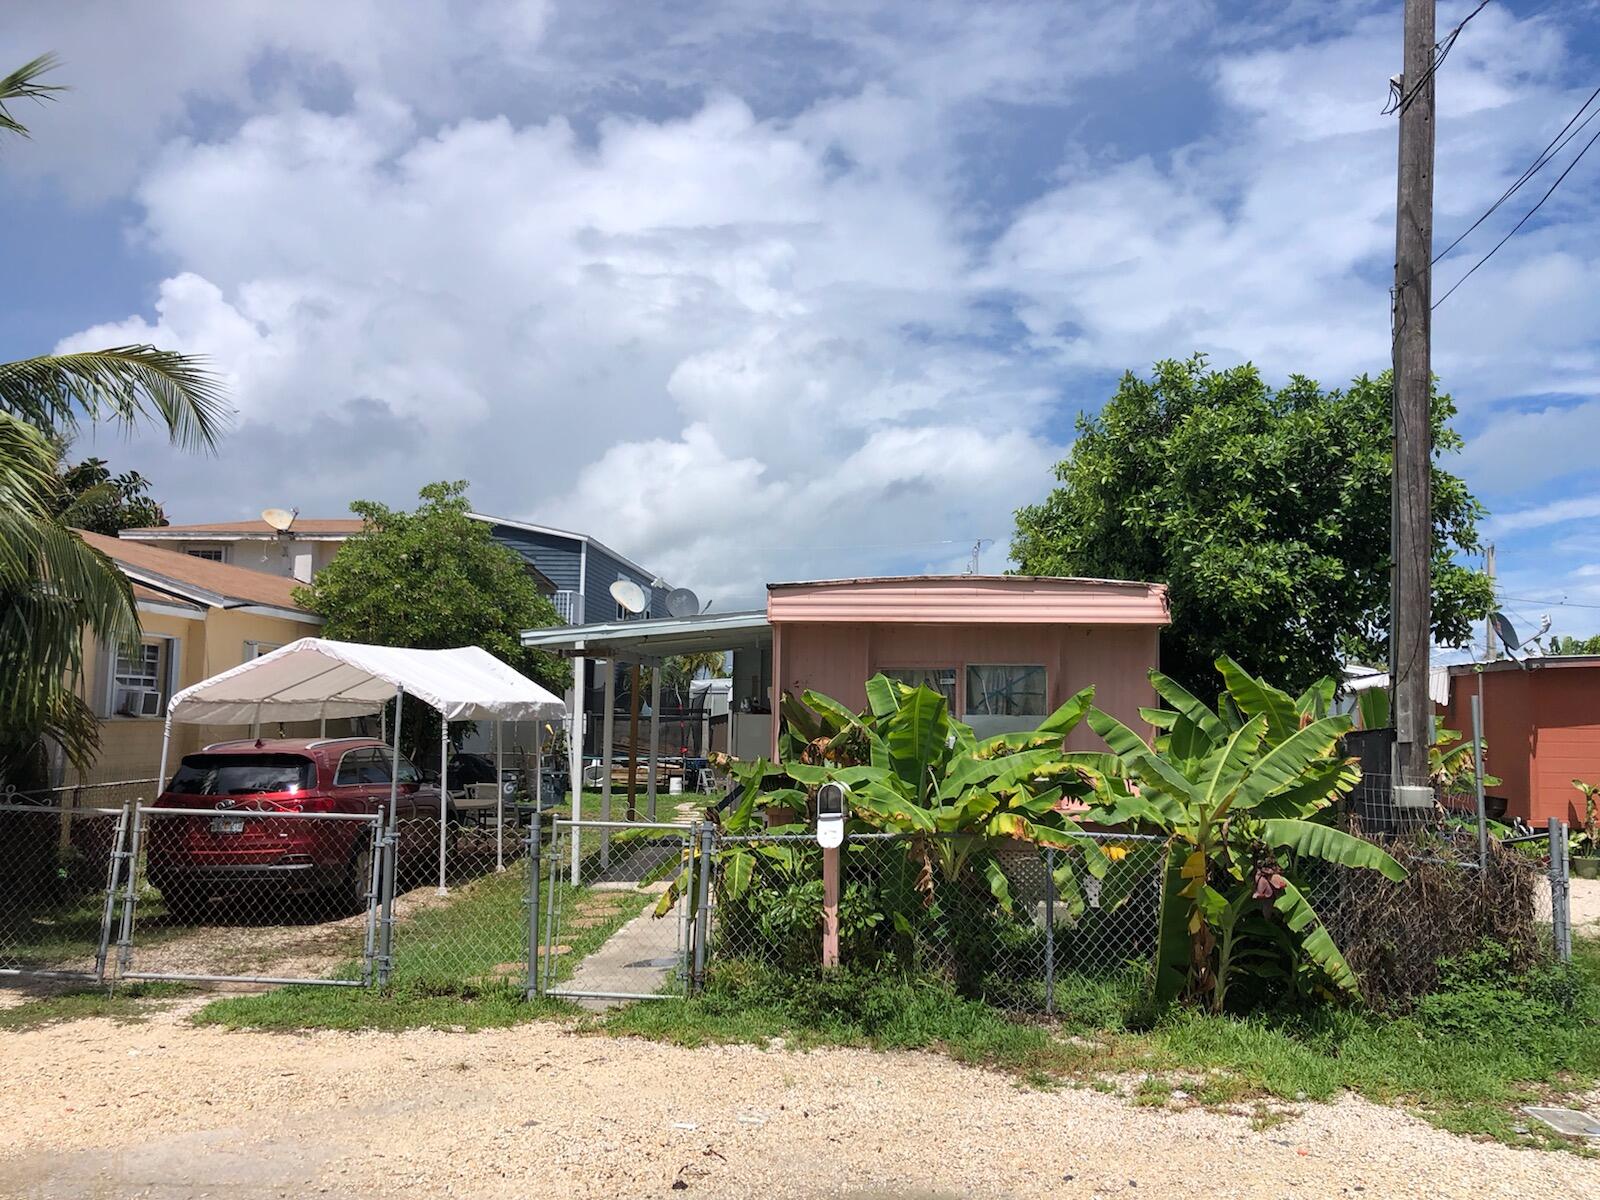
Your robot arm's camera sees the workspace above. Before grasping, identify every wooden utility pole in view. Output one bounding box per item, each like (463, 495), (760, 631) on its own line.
(1483, 544), (1497, 660)
(1391, 0), (1437, 800)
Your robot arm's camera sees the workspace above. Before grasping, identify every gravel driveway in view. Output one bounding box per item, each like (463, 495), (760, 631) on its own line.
(2, 1005), (1597, 1200)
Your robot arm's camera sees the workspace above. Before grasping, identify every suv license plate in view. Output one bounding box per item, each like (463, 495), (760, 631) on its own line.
(210, 816), (246, 835)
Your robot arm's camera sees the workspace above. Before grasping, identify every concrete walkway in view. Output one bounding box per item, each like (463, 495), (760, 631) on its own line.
(559, 888), (688, 1009)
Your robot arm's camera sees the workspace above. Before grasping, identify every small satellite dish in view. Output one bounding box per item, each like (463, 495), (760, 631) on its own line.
(666, 587), (700, 619)
(262, 507), (296, 533)
(1491, 612), (1520, 653)
(610, 578), (648, 616)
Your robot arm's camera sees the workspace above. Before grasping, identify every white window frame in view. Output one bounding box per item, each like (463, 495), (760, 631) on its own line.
(243, 640), (283, 662)
(106, 635), (180, 719)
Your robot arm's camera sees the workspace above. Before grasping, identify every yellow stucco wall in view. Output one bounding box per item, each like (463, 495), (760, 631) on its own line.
(71, 607), (336, 785)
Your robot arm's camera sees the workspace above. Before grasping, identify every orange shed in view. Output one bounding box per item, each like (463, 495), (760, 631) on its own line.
(1441, 657), (1600, 826)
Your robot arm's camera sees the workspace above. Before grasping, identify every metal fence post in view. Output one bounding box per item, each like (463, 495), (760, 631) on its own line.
(1549, 817), (1572, 964)
(376, 823), (398, 989)
(692, 823), (714, 992)
(1470, 693), (1489, 871)
(542, 820), (560, 992)
(360, 809), (384, 986)
(94, 799), (133, 985)
(1043, 846), (1056, 1016)
(112, 801), (147, 983)
(526, 812), (543, 999)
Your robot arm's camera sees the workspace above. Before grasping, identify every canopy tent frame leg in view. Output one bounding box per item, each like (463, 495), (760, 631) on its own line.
(437, 720), (450, 895)
(377, 684), (404, 987)
(495, 720), (505, 872)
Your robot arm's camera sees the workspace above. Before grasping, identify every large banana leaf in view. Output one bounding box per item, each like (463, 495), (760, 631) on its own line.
(883, 685), (951, 800)
(1087, 708), (1199, 802)
(1151, 850), (1192, 1004)
(1149, 671), (1227, 742)
(1228, 715), (1353, 813)
(1272, 878), (1362, 997)
(1262, 818), (1408, 881)
(1216, 655), (1301, 744)
(864, 674), (902, 719)
(1197, 714), (1266, 816)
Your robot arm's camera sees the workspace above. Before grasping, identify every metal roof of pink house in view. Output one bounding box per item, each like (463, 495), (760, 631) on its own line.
(765, 575), (1169, 625)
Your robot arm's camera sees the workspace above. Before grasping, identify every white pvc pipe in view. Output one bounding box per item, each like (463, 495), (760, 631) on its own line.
(495, 720), (505, 872)
(437, 720), (449, 895)
(156, 715), (173, 795)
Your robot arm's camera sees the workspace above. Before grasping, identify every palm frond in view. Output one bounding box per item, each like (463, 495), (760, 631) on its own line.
(0, 347), (232, 452)
(0, 54), (65, 139)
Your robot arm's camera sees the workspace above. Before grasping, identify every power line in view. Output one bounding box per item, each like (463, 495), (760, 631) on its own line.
(1434, 83), (1600, 264)
(1385, 0), (1494, 115)
(1434, 121), (1600, 308)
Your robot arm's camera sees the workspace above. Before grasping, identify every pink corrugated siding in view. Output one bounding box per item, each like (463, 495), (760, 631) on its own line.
(766, 576), (1169, 625)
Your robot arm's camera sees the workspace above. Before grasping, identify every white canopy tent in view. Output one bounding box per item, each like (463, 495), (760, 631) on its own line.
(158, 637), (565, 892)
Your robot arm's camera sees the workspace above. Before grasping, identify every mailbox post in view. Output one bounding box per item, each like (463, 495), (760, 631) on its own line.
(816, 782), (846, 969)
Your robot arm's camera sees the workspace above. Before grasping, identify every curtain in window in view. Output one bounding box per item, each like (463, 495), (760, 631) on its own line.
(881, 667), (957, 708)
(965, 665), (1046, 716)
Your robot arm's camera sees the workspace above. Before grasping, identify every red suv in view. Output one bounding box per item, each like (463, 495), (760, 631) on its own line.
(147, 737), (448, 918)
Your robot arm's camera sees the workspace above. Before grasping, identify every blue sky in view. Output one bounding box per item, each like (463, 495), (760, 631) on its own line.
(4, 1), (1600, 640)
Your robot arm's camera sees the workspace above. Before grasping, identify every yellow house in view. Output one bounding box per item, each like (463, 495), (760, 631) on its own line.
(71, 531), (327, 784)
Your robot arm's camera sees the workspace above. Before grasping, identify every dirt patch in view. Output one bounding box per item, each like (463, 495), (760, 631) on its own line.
(1571, 877), (1600, 929)
(1, 1011), (1596, 1199)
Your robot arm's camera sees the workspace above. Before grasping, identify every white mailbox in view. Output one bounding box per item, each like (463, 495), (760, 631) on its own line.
(815, 781), (848, 849)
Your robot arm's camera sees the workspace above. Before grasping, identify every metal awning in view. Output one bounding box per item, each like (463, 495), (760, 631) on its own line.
(520, 610), (771, 660)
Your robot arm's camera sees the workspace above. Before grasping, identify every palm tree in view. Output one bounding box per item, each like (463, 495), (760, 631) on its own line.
(0, 55), (231, 786)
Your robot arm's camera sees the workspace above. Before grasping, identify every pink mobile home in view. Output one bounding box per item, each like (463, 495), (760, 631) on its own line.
(765, 575), (1169, 749)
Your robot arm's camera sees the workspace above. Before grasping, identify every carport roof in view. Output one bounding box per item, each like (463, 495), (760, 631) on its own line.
(520, 610), (771, 660)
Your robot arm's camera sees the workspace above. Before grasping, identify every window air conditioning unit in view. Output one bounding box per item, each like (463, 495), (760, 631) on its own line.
(117, 688), (162, 718)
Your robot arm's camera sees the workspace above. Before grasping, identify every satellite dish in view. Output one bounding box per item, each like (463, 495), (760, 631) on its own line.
(1491, 612), (1520, 653)
(666, 587), (701, 619)
(610, 578), (648, 616)
(262, 507), (297, 533)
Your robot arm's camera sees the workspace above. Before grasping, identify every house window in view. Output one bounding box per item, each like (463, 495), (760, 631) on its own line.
(882, 667), (957, 709)
(244, 641), (283, 661)
(110, 638), (174, 718)
(186, 545), (226, 562)
(965, 665), (1047, 717)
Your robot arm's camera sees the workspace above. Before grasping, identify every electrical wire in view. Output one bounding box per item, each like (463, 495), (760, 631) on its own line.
(1434, 84), (1600, 264)
(1385, 0), (1494, 116)
(1434, 121), (1600, 308)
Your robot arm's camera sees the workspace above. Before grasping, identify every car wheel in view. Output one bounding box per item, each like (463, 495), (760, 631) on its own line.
(342, 841), (375, 915)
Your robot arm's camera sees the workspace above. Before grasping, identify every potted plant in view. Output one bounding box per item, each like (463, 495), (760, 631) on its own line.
(1571, 780), (1600, 879)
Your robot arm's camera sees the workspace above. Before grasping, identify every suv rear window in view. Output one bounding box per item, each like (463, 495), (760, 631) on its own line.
(168, 754), (317, 796)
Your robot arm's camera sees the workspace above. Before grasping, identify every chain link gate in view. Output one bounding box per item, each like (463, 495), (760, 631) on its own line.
(116, 806), (383, 987)
(535, 817), (703, 1003)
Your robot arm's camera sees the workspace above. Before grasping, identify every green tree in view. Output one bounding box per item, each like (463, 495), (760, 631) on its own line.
(1, 56), (228, 786)
(295, 481), (564, 764)
(52, 455), (167, 534)
(1011, 355), (1493, 695)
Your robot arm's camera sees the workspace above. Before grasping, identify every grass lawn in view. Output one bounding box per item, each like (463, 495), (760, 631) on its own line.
(194, 835), (660, 1031)
(595, 938), (1600, 1151)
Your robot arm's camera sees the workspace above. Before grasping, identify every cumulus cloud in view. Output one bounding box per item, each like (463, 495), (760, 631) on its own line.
(17, 0), (1600, 615)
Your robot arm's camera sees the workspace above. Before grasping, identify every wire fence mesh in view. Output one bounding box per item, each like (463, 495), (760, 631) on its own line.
(0, 801), (129, 979)
(118, 806), (382, 986)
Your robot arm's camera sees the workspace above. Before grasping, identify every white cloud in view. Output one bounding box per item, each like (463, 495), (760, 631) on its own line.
(1485, 493), (1600, 537)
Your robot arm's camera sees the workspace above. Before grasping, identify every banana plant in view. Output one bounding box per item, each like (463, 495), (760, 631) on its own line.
(778, 675), (1126, 916)
(1085, 656), (1407, 1012)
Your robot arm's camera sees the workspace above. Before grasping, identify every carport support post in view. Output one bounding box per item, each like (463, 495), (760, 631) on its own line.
(600, 659), (615, 869)
(155, 714), (173, 795)
(647, 666), (662, 821)
(378, 685), (404, 988)
(495, 720), (505, 873)
(438, 720), (450, 895)
(570, 656), (585, 885)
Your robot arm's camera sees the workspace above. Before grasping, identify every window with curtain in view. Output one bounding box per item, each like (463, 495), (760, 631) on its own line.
(881, 667), (957, 708)
(965, 665), (1047, 716)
